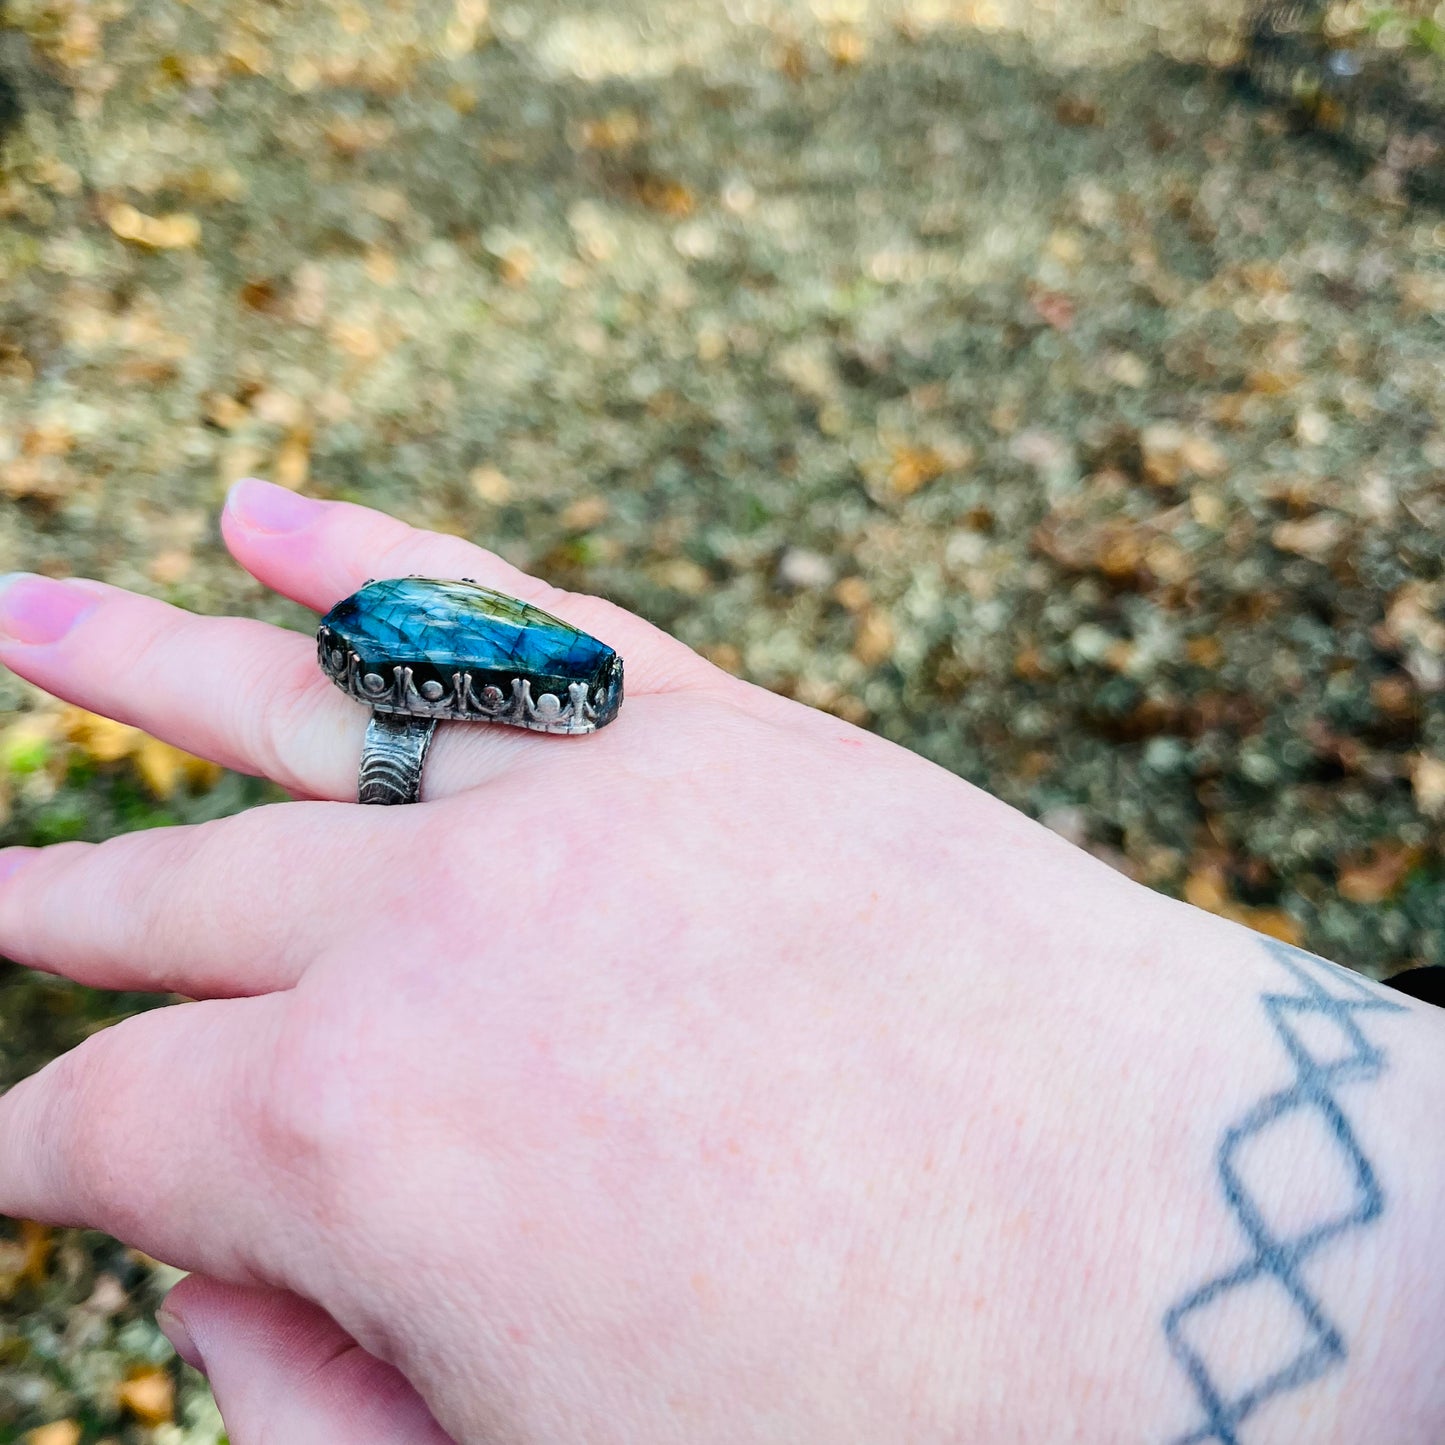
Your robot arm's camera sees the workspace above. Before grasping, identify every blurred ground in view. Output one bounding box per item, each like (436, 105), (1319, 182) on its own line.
(1, 0), (1444, 1437)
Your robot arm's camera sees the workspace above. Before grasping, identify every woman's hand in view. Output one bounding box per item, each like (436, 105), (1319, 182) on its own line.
(0, 480), (1441, 1445)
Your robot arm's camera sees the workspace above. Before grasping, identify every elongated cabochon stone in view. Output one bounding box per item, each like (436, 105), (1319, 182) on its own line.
(319, 577), (623, 731)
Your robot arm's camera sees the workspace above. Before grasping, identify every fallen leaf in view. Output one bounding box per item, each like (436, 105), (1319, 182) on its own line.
(323, 115), (396, 156)
(18, 1220), (50, 1285)
(701, 642), (743, 675)
(1190, 490), (1227, 527)
(330, 320), (384, 360)
(1338, 844), (1424, 904)
(364, 247), (398, 285)
(1, 455), (77, 502)
(470, 466), (514, 504)
(631, 173), (695, 218)
(119, 1367), (174, 1426)
(275, 435), (310, 489)
(1271, 512), (1347, 561)
(1183, 866), (1303, 943)
(1245, 367), (1303, 396)
(24, 1422), (81, 1445)
(133, 737), (222, 799)
(61, 707), (139, 764)
(147, 548), (192, 585)
(1412, 754), (1445, 818)
(852, 608), (895, 667)
(888, 444), (950, 498)
(561, 495), (608, 531)
(825, 27), (867, 66)
(1380, 582), (1445, 655)
(1184, 864), (1230, 912)
(1230, 907), (1304, 946)
(1186, 636), (1224, 668)
(106, 204), (201, 250)
(202, 390), (247, 427)
(1140, 424), (1227, 487)
(577, 109), (643, 151)
(1013, 645), (1051, 680)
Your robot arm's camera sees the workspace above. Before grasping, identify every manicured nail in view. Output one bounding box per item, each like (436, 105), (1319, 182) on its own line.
(0, 574), (98, 645)
(227, 478), (324, 535)
(0, 850), (30, 885)
(157, 1304), (206, 1374)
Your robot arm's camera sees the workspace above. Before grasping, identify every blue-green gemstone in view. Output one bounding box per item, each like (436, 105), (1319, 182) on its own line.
(317, 577), (622, 734)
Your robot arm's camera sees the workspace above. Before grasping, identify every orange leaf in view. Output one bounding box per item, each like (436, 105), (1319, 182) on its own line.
(119, 1367), (174, 1426)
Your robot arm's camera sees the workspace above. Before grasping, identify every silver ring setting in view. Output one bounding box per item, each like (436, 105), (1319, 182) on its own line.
(318, 576), (624, 804)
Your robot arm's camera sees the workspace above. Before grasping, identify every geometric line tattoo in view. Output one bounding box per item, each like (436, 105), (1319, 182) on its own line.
(1164, 939), (1408, 1445)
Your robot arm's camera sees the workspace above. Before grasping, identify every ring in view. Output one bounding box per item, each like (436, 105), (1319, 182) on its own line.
(317, 577), (624, 804)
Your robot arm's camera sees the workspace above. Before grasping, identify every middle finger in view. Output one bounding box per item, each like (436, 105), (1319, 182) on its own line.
(0, 800), (395, 996)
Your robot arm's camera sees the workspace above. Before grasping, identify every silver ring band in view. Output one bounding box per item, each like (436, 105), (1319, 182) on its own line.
(358, 713), (437, 805)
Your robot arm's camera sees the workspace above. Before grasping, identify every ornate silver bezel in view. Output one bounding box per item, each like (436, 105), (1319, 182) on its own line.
(317, 627), (605, 736)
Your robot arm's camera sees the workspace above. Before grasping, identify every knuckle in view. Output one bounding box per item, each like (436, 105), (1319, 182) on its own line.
(246, 992), (367, 1213)
(251, 642), (330, 788)
(4, 841), (90, 943)
(50, 1032), (151, 1237)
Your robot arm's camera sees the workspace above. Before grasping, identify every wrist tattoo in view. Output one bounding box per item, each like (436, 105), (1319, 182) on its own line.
(1163, 939), (1408, 1445)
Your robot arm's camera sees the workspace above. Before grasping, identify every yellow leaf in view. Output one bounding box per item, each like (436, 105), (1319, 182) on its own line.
(106, 204), (201, 250)
(24, 1422), (82, 1445)
(1412, 754), (1445, 819)
(1230, 907), (1304, 947)
(133, 737), (219, 798)
(825, 26), (867, 66)
(888, 444), (948, 498)
(469, 465), (513, 504)
(852, 608), (895, 668)
(61, 707), (141, 763)
(275, 436), (310, 489)
(1183, 865), (1230, 913)
(119, 1366), (174, 1426)
(1271, 513), (1347, 561)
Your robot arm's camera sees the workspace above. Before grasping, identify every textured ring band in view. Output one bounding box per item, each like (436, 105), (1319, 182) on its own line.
(318, 576), (624, 805)
(358, 714), (437, 805)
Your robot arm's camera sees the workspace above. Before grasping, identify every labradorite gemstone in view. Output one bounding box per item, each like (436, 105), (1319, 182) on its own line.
(317, 577), (623, 733)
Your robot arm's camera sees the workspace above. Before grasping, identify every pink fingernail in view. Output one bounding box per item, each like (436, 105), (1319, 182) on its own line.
(157, 1304), (207, 1374)
(227, 478), (324, 535)
(0, 850), (30, 885)
(0, 574), (98, 645)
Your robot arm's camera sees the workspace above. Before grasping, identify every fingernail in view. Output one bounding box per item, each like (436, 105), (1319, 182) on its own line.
(157, 1304), (206, 1374)
(0, 851), (31, 886)
(0, 574), (98, 645)
(226, 478), (324, 535)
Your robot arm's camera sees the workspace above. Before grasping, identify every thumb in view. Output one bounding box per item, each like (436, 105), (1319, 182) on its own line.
(158, 1274), (455, 1445)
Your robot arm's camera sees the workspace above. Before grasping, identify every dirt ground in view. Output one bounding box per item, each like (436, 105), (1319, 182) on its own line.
(1, 0), (1443, 1437)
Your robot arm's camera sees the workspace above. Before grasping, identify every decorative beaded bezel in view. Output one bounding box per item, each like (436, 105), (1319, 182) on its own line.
(317, 625), (621, 736)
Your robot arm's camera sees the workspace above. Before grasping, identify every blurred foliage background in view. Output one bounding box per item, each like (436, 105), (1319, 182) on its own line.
(1, 0), (1444, 1437)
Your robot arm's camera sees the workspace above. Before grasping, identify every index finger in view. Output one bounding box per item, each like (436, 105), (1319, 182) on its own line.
(221, 479), (711, 697)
